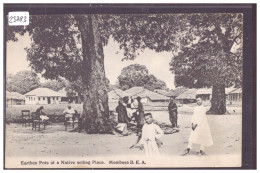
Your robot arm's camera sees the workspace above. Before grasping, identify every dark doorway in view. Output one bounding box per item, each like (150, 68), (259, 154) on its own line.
(47, 97), (51, 104)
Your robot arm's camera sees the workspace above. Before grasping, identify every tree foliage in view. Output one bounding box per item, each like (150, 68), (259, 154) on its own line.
(6, 13), (243, 127)
(6, 70), (40, 94)
(170, 13), (243, 88)
(7, 14), (242, 89)
(118, 64), (167, 91)
(41, 78), (67, 91)
(7, 14), (186, 82)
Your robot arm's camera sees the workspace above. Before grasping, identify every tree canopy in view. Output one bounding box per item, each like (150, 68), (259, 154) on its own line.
(6, 13), (243, 130)
(118, 64), (167, 91)
(7, 14), (187, 83)
(7, 13), (242, 88)
(6, 70), (40, 94)
(170, 13), (243, 89)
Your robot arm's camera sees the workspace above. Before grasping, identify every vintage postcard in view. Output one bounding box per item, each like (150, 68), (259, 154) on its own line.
(4, 4), (255, 169)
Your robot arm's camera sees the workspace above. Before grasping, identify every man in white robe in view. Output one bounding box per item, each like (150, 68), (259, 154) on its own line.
(183, 96), (213, 155)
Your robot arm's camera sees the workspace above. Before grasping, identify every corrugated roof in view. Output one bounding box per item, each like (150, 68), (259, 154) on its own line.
(154, 89), (170, 96)
(108, 89), (125, 99)
(132, 89), (170, 101)
(24, 88), (64, 97)
(176, 89), (197, 100)
(124, 87), (145, 97)
(168, 87), (189, 97)
(113, 89), (125, 97)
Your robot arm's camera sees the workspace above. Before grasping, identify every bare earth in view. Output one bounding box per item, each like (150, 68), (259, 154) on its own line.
(5, 109), (241, 168)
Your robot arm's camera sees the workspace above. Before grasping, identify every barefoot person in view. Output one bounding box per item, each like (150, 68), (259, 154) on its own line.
(168, 98), (178, 128)
(136, 96), (145, 134)
(183, 96), (213, 155)
(130, 96), (145, 148)
(141, 113), (164, 156)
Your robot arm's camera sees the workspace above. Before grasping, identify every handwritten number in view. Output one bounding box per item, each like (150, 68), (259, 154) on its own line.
(9, 15), (28, 24)
(9, 16), (13, 23)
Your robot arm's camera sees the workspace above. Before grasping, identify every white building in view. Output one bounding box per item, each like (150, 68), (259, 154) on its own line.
(24, 88), (65, 105)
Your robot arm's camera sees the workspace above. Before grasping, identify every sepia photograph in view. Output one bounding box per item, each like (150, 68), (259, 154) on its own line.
(3, 4), (256, 169)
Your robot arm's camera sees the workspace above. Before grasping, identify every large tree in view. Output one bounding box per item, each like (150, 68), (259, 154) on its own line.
(7, 14), (183, 133)
(7, 13), (241, 133)
(118, 64), (167, 91)
(170, 13), (243, 114)
(6, 70), (40, 94)
(65, 77), (109, 103)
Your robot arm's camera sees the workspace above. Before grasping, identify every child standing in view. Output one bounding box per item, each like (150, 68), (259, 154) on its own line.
(141, 113), (164, 156)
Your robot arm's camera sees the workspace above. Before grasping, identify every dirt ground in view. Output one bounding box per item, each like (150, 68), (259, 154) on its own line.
(5, 107), (242, 168)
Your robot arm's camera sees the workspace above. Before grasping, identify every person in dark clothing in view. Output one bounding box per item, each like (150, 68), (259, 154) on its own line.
(36, 106), (49, 121)
(130, 96), (145, 149)
(136, 96), (145, 133)
(115, 99), (130, 127)
(168, 98), (178, 128)
(36, 106), (45, 116)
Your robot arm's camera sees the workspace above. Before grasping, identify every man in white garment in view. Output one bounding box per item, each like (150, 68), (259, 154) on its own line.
(183, 96), (213, 156)
(63, 105), (75, 121)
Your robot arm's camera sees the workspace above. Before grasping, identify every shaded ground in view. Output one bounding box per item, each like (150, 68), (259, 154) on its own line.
(5, 112), (241, 162)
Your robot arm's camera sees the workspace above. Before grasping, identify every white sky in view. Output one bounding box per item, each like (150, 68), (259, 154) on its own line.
(6, 33), (176, 89)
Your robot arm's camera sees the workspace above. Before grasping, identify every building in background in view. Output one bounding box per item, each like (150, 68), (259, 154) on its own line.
(6, 91), (25, 106)
(175, 89), (197, 104)
(24, 88), (65, 105)
(131, 89), (170, 103)
(227, 88), (242, 101)
(108, 89), (125, 102)
(196, 88), (212, 101)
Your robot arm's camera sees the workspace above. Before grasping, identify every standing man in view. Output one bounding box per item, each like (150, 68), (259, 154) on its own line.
(130, 96), (145, 148)
(136, 96), (145, 134)
(183, 95), (213, 156)
(116, 98), (130, 127)
(168, 98), (178, 128)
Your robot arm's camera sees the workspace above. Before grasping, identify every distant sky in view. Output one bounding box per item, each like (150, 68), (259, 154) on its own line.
(6, 33), (176, 89)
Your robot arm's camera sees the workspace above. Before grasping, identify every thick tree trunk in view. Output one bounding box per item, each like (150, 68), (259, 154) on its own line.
(207, 83), (227, 115)
(77, 15), (111, 134)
